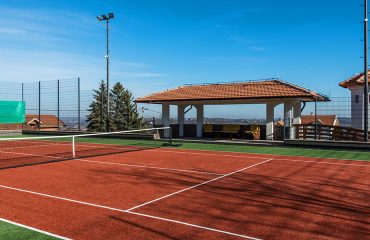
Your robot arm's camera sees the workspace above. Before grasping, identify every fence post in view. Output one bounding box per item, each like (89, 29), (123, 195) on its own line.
(314, 99), (317, 140)
(57, 79), (60, 131)
(21, 82), (24, 131)
(38, 81), (41, 129)
(78, 77), (81, 131)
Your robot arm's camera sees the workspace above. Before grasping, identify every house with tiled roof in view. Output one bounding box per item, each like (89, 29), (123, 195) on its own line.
(301, 115), (340, 126)
(0, 114), (66, 131)
(136, 79), (329, 140)
(339, 71), (370, 129)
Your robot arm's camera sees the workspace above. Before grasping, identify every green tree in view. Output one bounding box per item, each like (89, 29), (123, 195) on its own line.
(86, 80), (114, 132)
(111, 82), (142, 130)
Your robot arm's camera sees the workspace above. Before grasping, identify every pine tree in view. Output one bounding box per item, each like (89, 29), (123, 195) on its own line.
(111, 82), (126, 131)
(111, 82), (142, 130)
(86, 80), (114, 132)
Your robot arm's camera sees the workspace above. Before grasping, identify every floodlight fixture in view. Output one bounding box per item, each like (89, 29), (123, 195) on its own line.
(108, 13), (114, 19)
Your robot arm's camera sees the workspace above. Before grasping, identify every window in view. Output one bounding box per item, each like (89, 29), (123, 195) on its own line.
(355, 95), (359, 103)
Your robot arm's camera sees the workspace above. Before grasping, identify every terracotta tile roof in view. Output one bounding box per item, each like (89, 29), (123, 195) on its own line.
(301, 115), (339, 126)
(26, 114), (66, 127)
(0, 114), (66, 131)
(135, 79), (329, 103)
(339, 71), (370, 88)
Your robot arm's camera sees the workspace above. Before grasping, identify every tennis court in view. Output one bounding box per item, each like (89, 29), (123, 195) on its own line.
(0, 131), (369, 239)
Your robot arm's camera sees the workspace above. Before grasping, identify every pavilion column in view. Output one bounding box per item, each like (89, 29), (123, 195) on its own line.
(266, 102), (278, 141)
(284, 101), (293, 140)
(178, 105), (185, 137)
(291, 101), (302, 139)
(162, 103), (170, 138)
(195, 104), (204, 138)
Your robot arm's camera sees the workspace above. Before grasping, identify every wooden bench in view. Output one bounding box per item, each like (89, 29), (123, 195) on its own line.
(203, 124), (240, 138)
(220, 124), (240, 139)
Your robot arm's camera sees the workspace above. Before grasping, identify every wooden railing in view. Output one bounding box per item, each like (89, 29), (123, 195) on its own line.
(295, 124), (369, 141)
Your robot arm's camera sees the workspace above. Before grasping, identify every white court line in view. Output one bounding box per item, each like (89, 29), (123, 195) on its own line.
(1, 142), (367, 171)
(0, 184), (261, 240)
(74, 142), (370, 164)
(0, 149), (223, 176)
(75, 143), (370, 167)
(270, 158), (370, 167)
(0, 217), (71, 240)
(75, 142), (271, 160)
(77, 159), (223, 176)
(126, 210), (262, 240)
(0, 149), (64, 159)
(0, 141), (71, 151)
(127, 159), (272, 211)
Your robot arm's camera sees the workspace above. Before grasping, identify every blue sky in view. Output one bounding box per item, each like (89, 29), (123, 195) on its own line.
(0, 0), (365, 118)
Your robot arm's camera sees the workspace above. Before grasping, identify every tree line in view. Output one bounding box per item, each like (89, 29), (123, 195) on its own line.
(86, 81), (141, 132)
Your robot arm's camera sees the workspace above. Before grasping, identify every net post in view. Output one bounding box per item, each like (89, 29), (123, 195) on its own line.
(72, 136), (76, 158)
(169, 126), (173, 145)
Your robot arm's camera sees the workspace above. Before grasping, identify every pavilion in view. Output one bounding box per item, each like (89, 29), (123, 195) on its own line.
(135, 79), (329, 140)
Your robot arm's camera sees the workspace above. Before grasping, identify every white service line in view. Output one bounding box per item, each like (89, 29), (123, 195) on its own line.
(0, 184), (261, 240)
(127, 159), (272, 211)
(0, 148), (224, 176)
(126, 210), (262, 240)
(77, 159), (223, 176)
(71, 143), (370, 167)
(0, 217), (71, 240)
(0, 149), (64, 159)
(0, 141), (71, 151)
(75, 142), (271, 160)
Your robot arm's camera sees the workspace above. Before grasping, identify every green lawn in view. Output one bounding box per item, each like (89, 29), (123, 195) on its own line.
(0, 220), (58, 240)
(73, 137), (370, 161)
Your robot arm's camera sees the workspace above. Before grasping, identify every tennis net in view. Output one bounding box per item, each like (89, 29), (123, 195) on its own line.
(0, 127), (171, 170)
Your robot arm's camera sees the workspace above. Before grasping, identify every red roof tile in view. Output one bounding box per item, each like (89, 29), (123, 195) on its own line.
(339, 71), (370, 88)
(135, 80), (328, 103)
(301, 115), (339, 126)
(26, 114), (66, 127)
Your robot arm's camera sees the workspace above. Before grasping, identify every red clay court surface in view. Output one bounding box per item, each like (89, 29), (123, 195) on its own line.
(0, 143), (369, 239)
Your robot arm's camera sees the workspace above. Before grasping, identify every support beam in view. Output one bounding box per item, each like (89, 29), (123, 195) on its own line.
(162, 104), (170, 138)
(177, 105), (185, 137)
(195, 104), (204, 138)
(291, 101), (302, 139)
(266, 102), (278, 141)
(284, 101), (293, 140)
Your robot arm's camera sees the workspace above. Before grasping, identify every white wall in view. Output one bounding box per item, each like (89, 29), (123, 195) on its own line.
(349, 85), (370, 130)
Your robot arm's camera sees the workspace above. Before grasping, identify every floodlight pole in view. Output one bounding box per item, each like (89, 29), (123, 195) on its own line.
(364, 0), (369, 142)
(106, 19), (110, 132)
(97, 13), (114, 132)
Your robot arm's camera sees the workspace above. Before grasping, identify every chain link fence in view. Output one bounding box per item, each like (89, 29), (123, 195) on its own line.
(0, 78), (93, 131)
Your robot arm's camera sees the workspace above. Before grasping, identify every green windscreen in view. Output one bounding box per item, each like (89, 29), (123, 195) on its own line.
(0, 101), (26, 123)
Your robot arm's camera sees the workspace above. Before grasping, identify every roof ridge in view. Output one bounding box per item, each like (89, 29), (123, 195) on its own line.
(183, 78), (279, 87)
(274, 79), (329, 100)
